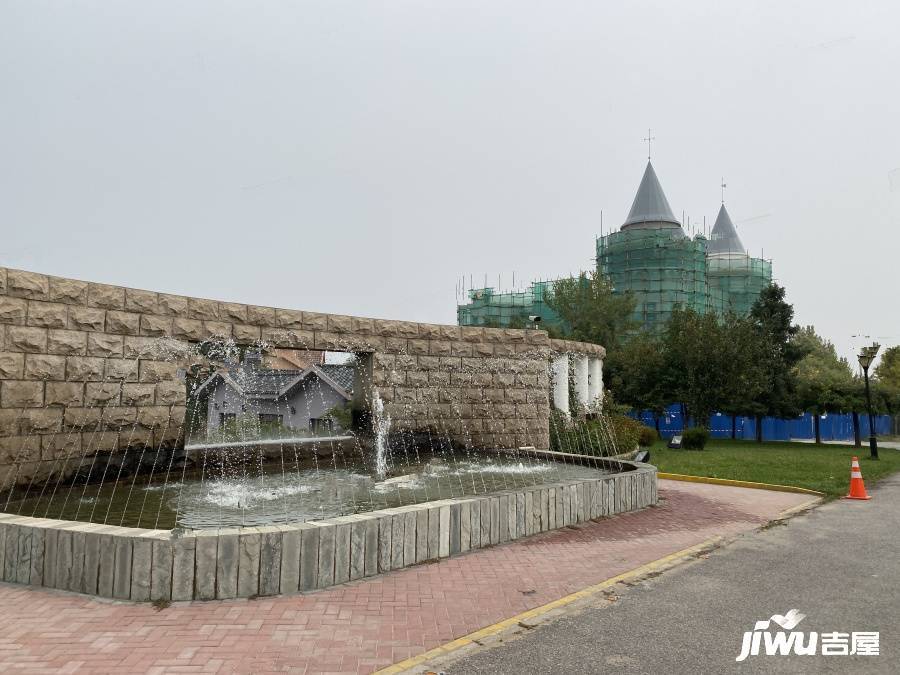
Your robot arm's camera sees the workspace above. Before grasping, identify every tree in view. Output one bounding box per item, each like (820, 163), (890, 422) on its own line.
(874, 345), (900, 435)
(544, 272), (637, 353)
(794, 326), (857, 443)
(605, 333), (667, 429)
(716, 312), (769, 438)
(748, 284), (806, 441)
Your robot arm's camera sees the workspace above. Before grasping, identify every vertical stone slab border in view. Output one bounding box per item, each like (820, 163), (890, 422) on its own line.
(0, 460), (655, 600)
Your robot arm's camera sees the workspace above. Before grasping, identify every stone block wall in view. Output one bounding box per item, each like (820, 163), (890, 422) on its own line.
(0, 267), (604, 485)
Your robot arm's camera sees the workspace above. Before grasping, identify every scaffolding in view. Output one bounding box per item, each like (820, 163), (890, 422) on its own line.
(458, 229), (772, 334)
(456, 280), (564, 329)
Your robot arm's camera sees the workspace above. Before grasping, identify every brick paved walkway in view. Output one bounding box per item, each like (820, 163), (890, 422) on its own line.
(0, 481), (813, 674)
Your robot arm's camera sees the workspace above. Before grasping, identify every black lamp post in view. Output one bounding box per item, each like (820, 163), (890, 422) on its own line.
(857, 343), (880, 460)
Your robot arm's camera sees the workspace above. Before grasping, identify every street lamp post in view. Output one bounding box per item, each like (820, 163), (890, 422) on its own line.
(857, 343), (881, 460)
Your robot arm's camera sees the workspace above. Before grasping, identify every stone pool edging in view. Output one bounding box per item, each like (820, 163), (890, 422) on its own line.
(0, 462), (656, 602)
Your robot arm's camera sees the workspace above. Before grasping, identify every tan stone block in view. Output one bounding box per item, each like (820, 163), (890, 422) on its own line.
(137, 406), (172, 429)
(140, 314), (172, 337)
(20, 408), (63, 434)
(123, 337), (161, 358)
(0, 408), (21, 436)
(26, 300), (68, 328)
(0, 297), (27, 324)
(41, 433), (82, 461)
(429, 371), (451, 386)
(203, 321), (232, 339)
(247, 305), (276, 326)
(232, 324), (261, 343)
(351, 317), (374, 334)
(261, 328), (314, 349)
(48, 277), (88, 304)
(384, 337), (407, 353)
(395, 387), (417, 403)
(47, 330), (86, 355)
(7, 270), (49, 300)
(461, 327), (484, 343)
(0, 435), (40, 465)
(484, 388), (506, 402)
(493, 343), (515, 357)
(139, 360), (179, 383)
(526, 330), (550, 346)
(86, 333), (123, 357)
(314, 332), (351, 350)
(1, 380), (43, 407)
(406, 339), (429, 356)
(450, 342), (473, 357)
(327, 315), (353, 332)
(124, 288), (158, 313)
(65, 356), (105, 381)
(105, 310), (140, 335)
(438, 325), (461, 340)
(301, 311), (328, 331)
(505, 389), (527, 404)
(24, 354), (66, 380)
(473, 343), (494, 357)
(67, 306), (105, 332)
(439, 357), (462, 371)
(64, 407), (101, 430)
(85, 383), (121, 406)
(6, 326), (47, 352)
(275, 309), (304, 329)
(104, 358), (139, 381)
(429, 340), (452, 356)
(103, 406), (137, 429)
(188, 297), (219, 321)
(123, 428), (154, 449)
(89, 430), (121, 452)
(219, 302), (247, 322)
(87, 283), (125, 309)
(45, 382), (84, 407)
(405, 371), (429, 387)
(373, 319), (398, 337)
(121, 383), (155, 406)
(172, 318), (204, 341)
(0, 267), (6, 294)
(0, 352), (24, 379)
(157, 293), (188, 315)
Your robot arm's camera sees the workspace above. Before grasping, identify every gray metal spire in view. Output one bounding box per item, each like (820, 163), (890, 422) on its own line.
(622, 161), (681, 229)
(707, 203), (746, 256)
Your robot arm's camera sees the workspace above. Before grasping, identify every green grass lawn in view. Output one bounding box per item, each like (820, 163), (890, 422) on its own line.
(649, 439), (900, 498)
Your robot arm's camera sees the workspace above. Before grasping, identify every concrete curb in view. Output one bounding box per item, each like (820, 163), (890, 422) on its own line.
(657, 472), (825, 496)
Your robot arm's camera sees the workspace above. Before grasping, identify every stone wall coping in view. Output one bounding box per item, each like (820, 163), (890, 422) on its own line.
(0, 265), (602, 356)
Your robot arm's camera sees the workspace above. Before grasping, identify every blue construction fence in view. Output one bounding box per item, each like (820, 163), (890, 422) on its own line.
(633, 404), (893, 442)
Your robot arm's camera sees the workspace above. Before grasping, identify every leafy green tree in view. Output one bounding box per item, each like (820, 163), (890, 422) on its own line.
(605, 333), (667, 428)
(794, 326), (857, 443)
(873, 345), (900, 435)
(716, 312), (768, 438)
(748, 284), (806, 441)
(544, 272), (637, 353)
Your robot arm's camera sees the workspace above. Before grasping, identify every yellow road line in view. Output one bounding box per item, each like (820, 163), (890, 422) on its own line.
(374, 537), (723, 674)
(657, 472), (825, 496)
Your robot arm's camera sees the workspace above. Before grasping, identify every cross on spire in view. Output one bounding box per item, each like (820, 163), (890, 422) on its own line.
(643, 128), (655, 160)
(721, 177), (727, 204)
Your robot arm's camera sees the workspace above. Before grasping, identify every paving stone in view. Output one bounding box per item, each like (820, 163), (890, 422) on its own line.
(112, 534), (134, 599)
(460, 502), (471, 552)
(215, 529), (240, 599)
(415, 507), (430, 562)
(390, 514), (405, 570)
(469, 499), (482, 549)
(363, 517), (378, 577)
(333, 522), (351, 586)
(171, 535), (196, 601)
(450, 504), (461, 554)
(28, 525), (45, 586)
(299, 524), (320, 591)
(258, 527), (283, 596)
(377, 515), (392, 574)
(402, 511), (417, 566)
(489, 499), (500, 546)
(516, 493), (526, 539)
(281, 526), (302, 592)
(150, 537), (173, 601)
(193, 531), (218, 600)
(349, 518), (368, 581)
(439, 505), (451, 557)
(315, 523), (336, 588)
(130, 537), (153, 601)
(524, 491), (534, 536)
(497, 496), (508, 543)
(427, 507), (440, 558)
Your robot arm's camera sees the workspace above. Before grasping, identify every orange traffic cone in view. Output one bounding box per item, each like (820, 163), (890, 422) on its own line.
(845, 456), (871, 500)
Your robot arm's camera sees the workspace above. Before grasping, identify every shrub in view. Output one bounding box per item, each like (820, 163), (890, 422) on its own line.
(549, 409), (642, 456)
(638, 425), (658, 447)
(681, 427), (710, 450)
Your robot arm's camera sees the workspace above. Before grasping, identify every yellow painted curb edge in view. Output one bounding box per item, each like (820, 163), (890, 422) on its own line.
(374, 536), (723, 675)
(657, 472), (825, 496)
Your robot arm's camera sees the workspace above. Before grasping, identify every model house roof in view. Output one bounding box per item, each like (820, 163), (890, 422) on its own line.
(196, 363), (353, 402)
(622, 161), (682, 229)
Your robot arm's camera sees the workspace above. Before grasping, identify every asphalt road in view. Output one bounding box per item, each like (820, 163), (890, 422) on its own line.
(441, 472), (900, 674)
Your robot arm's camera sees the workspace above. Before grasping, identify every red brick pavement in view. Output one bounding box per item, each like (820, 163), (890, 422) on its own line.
(0, 481), (813, 674)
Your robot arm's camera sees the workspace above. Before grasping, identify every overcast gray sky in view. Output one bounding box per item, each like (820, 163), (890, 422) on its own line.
(2, 1), (898, 366)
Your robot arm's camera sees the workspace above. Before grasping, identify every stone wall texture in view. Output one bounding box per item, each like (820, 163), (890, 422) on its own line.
(0, 267), (604, 484)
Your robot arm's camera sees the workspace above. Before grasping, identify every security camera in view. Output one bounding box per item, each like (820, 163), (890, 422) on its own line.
(528, 315), (542, 323)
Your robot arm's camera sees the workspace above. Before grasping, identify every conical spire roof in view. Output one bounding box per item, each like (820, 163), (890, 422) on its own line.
(707, 204), (746, 256)
(622, 161), (681, 229)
